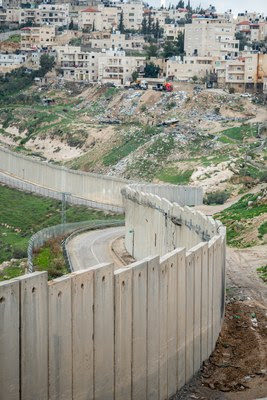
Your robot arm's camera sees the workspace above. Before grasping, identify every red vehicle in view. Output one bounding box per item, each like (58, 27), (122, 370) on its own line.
(153, 82), (173, 92)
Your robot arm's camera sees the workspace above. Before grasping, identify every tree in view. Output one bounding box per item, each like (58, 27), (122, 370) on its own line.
(141, 17), (147, 35)
(144, 62), (160, 78)
(154, 19), (160, 40)
(69, 19), (74, 30)
(235, 31), (250, 51)
(177, 0), (185, 8)
(176, 31), (184, 55)
(192, 75), (198, 83)
(132, 70), (138, 82)
(148, 13), (152, 34)
(118, 11), (125, 33)
(144, 43), (159, 58)
(39, 54), (55, 77)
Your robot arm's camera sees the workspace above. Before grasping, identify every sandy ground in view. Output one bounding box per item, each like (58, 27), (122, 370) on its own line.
(174, 190), (267, 400)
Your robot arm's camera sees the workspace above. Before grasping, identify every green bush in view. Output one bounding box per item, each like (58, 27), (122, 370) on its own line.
(204, 191), (230, 205)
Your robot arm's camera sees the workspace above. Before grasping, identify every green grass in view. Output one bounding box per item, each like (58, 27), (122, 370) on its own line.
(33, 238), (68, 280)
(103, 126), (160, 166)
(220, 125), (257, 141)
(215, 190), (267, 247)
(258, 221), (267, 240)
(4, 34), (21, 43)
(257, 265), (267, 283)
(239, 164), (267, 182)
(156, 167), (193, 184)
(217, 135), (235, 144)
(0, 263), (25, 282)
(0, 184), (122, 263)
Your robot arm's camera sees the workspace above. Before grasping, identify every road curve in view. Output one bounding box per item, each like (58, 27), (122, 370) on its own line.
(66, 226), (125, 271)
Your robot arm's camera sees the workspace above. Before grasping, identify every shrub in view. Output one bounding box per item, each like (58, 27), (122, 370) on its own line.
(204, 191), (230, 205)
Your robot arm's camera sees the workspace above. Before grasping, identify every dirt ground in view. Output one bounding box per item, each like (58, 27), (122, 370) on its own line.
(174, 197), (267, 400)
(113, 235), (267, 399)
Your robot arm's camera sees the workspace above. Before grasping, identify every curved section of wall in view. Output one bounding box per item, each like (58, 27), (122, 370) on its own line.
(0, 146), (203, 209)
(0, 146), (125, 207)
(122, 186), (222, 260)
(0, 150), (226, 400)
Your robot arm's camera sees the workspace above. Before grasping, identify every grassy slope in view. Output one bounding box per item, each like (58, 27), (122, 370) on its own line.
(0, 184), (122, 263)
(215, 190), (267, 248)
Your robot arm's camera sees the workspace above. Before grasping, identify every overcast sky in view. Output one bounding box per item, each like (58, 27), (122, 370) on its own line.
(147, 0), (266, 16)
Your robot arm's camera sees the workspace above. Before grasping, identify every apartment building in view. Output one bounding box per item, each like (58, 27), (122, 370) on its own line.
(215, 54), (267, 92)
(236, 11), (265, 24)
(118, 2), (143, 31)
(168, 8), (188, 21)
(36, 4), (70, 28)
(21, 26), (56, 51)
(144, 8), (169, 28)
(185, 17), (239, 59)
(78, 7), (102, 31)
(164, 24), (184, 40)
(98, 49), (145, 85)
(0, 52), (27, 72)
(57, 46), (145, 85)
(56, 45), (98, 81)
(6, 4), (69, 27)
(166, 55), (213, 80)
(84, 31), (145, 50)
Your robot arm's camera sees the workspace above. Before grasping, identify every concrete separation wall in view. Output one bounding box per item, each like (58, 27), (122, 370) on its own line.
(0, 149), (225, 400)
(122, 185), (218, 260)
(0, 234), (225, 399)
(0, 146), (202, 210)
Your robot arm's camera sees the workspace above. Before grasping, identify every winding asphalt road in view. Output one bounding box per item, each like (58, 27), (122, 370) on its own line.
(66, 226), (125, 271)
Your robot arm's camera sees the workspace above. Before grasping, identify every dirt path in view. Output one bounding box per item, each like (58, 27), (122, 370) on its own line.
(174, 198), (267, 400)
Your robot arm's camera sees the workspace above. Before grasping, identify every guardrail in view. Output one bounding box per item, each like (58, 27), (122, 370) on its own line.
(27, 219), (124, 273)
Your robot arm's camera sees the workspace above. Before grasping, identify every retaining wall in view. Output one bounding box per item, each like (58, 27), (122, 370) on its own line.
(0, 146), (202, 209)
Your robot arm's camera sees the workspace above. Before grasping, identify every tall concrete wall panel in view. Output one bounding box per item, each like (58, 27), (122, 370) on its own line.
(48, 276), (72, 400)
(200, 243), (209, 363)
(71, 270), (94, 400)
(131, 260), (148, 400)
(93, 263), (114, 400)
(177, 249), (186, 390)
(19, 272), (48, 400)
(185, 252), (194, 383)
(0, 280), (20, 400)
(147, 256), (160, 400)
(114, 267), (132, 400)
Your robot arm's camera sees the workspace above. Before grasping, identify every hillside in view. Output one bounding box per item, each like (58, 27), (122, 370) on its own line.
(0, 82), (266, 198)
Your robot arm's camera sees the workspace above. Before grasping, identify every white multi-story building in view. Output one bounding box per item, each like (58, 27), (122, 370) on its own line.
(166, 55), (213, 80)
(84, 31), (145, 51)
(56, 46), (146, 85)
(0, 52), (27, 68)
(214, 53), (267, 92)
(78, 7), (103, 31)
(56, 45), (98, 81)
(21, 26), (56, 51)
(98, 49), (145, 85)
(185, 17), (239, 59)
(36, 4), (70, 28)
(118, 2), (143, 31)
(164, 24), (184, 40)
